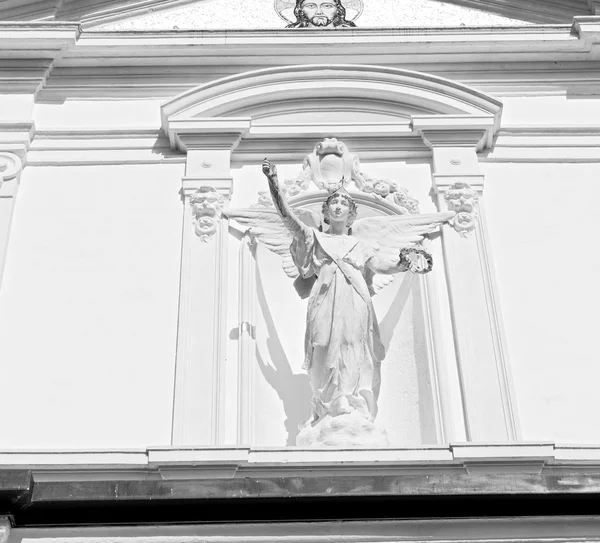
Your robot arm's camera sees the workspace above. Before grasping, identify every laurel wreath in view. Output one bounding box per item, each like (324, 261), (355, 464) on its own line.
(399, 247), (433, 275)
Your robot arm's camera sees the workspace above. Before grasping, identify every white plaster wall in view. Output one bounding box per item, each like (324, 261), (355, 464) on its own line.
(99, 0), (527, 31)
(34, 101), (163, 130)
(0, 163), (184, 448)
(229, 160), (446, 446)
(501, 97), (600, 128)
(484, 162), (600, 444)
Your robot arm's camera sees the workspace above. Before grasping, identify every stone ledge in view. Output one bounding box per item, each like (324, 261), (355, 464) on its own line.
(3, 442), (600, 471)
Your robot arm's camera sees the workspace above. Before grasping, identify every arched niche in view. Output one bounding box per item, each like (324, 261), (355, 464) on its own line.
(248, 190), (443, 447)
(163, 64), (519, 448)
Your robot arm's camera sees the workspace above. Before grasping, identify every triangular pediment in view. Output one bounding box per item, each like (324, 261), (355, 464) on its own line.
(95, 0), (530, 30)
(1, 0), (593, 27)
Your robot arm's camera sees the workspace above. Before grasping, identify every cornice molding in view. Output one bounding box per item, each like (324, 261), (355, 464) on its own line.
(3, 443), (600, 514)
(0, 22), (81, 47)
(21, 125), (600, 165)
(0, 22), (80, 96)
(1, 442), (600, 473)
(21, 19), (599, 101)
(5, 518), (600, 543)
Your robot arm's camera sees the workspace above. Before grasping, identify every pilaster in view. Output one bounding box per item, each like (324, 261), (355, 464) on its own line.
(0, 518), (9, 543)
(0, 152), (23, 289)
(171, 128), (245, 446)
(413, 115), (520, 443)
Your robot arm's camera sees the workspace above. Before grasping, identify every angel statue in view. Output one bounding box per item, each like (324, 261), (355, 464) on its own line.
(225, 160), (453, 447)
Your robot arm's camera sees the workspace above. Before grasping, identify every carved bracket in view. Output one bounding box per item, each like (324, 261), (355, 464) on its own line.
(190, 186), (224, 242)
(444, 182), (479, 237)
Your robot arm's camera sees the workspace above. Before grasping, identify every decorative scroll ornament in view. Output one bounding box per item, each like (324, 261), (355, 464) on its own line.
(444, 182), (479, 237)
(0, 152), (23, 189)
(275, 0), (362, 28)
(190, 186), (224, 242)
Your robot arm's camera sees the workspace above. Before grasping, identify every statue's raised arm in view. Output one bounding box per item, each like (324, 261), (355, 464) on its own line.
(262, 159), (310, 239)
(223, 160), (321, 281)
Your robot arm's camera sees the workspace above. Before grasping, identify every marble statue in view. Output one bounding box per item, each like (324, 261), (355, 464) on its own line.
(225, 157), (453, 447)
(276, 0), (361, 28)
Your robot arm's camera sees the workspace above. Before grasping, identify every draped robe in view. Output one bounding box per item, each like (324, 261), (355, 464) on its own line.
(291, 227), (386, 423)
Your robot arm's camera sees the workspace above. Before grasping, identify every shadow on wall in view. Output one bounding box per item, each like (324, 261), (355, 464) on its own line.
(255, 261), (312, 446)
(254, 256), (439, 446)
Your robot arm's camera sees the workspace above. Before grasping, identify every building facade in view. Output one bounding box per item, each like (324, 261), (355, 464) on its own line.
(1, 0), (600, 539)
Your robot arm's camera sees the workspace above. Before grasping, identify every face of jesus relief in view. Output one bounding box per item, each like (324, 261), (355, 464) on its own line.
(301, 1), (338, 26)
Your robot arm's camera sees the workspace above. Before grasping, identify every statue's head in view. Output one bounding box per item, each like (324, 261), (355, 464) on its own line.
(287, 0), (357, 28)
(322, 189), (358, 228)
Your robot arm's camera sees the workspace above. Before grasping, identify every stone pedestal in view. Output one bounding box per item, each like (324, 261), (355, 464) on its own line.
(297, 412), (390, 448)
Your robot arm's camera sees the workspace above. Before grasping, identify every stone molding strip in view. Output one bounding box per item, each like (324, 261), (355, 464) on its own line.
(0, 442), (599, 472)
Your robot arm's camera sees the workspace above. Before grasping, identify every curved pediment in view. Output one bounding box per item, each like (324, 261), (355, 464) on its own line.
(162, 64), (502, 122)
(161, 64), (502, 156)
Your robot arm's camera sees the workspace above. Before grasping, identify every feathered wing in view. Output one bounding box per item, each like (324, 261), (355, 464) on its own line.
(223, 206), (321, 279)
(353, 211), (455, 294)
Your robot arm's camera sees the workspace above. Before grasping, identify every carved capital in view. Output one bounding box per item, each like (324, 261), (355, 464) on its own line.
(0, 152), (23, 186)
(190, 186), (225, 242)
(443, 182), (479, 237)
(411, 115), (498, 152)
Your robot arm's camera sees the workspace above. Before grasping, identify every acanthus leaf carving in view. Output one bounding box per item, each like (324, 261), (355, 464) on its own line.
(443, 182), (479, 237)
(190, 186), (224, 242)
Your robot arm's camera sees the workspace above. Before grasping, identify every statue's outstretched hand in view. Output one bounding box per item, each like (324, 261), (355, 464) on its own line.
(399, 247), (433, 274)
(262, 158), (277, 184)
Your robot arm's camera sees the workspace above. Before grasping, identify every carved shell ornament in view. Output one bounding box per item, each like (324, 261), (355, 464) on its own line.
(275, 0), (363, 26)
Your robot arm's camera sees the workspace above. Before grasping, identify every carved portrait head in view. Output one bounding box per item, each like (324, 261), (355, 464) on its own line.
(190, 186), (224, 242)
(322, 189), (358, 228)
(444, 182), (479, 214)
(287, 0), (357, 28)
